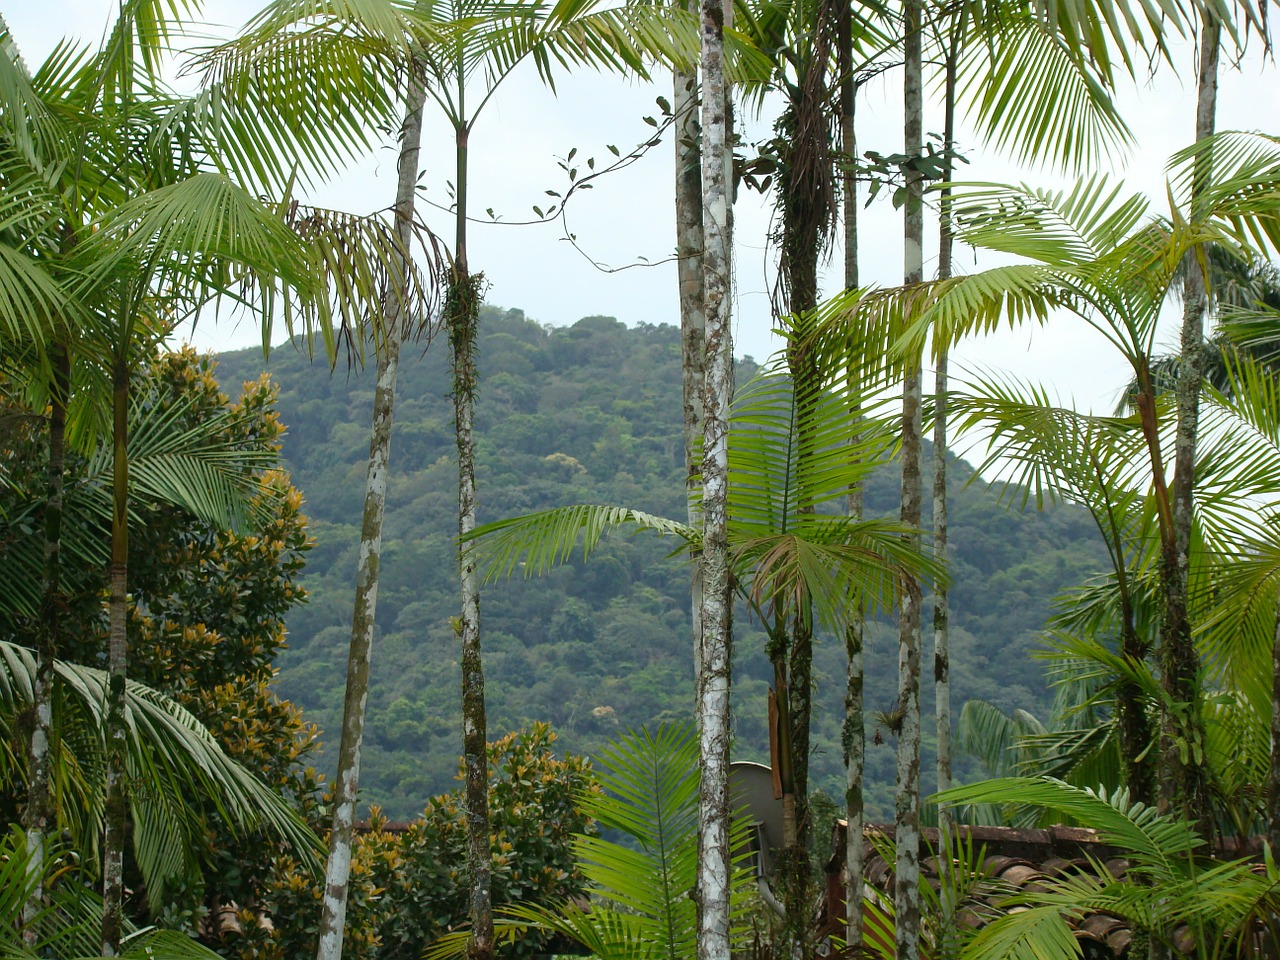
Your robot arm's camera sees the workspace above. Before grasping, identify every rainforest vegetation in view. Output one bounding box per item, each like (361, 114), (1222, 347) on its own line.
(1, 0), (1280, 959)
(214, 308), (1105, 818)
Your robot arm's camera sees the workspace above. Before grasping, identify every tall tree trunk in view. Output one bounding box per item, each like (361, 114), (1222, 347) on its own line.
(451, 88), (495, 959)
(26, 344), (70, 943)
(775, 16), (834, 935)
(1109, 498), (1155, 806)
(784, 333), (820, 950)
(102, 353), (130, 957)
(933, 20), (959, 836)
(1270, 601), (1280, 853)
(838, 10), (866, 951)
(1161, 14), (1219, 836)
(315, 71), (426, 960)
(697, 0), (733, 951)
(895, 0), (924, 955)
(771, 646), (797, 852)
(675, 48), (705, 685)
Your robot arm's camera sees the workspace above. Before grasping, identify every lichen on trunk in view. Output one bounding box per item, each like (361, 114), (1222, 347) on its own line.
(895, 0), (925, 952)
(697, 0), (734, 952)
(25, 344), (69, 943)
(315, 70), (427, 960)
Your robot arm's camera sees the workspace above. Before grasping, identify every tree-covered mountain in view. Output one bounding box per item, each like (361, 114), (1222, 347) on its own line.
(213, 306), (1106, 820)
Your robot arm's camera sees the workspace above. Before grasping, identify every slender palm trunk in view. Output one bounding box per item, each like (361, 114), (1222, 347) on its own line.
(676, 51), (706, 685)
(775, 17), (834, 928)
(933, 23), (959, 835)
(784, 334), (820, 949)
(315, 72), (426, 960)
(26, 344), (70, 942)
(697, 0), (733, 950)
(838, 10), (866, 949)
(1162, 15), (1219, 835)
(1102, 455), (1155, 806)
(102, 353), (130, 957)
(450, 93), (495, 959)
(1270, 601), (1280, 852)
(771, 646), (797, 851)
(895, 0), (925, 955)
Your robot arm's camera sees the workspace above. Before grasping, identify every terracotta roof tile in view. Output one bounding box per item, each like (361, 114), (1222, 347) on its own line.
(820, 821), (1198, 958)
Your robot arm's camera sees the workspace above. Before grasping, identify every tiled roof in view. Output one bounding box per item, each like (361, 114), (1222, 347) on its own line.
(820, 821), (1189, 958)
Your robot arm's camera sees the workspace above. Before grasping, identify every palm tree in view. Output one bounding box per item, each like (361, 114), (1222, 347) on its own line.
(210, 5), (704, 955)
(464, 366), (939, 958)
(409, 7), (695, 955)
(951, 381), (1161, 803)
(944, 332), (1280, 852)
(425, 724), (757, 960)
(0, 640), (323, 894)
(74, 149), (326, 960)
(808, 136), (1280, 833)
(938, 776), (1280, 960)
(0, 350), (327, 924)
(735, 0), (1136, 942)
(1, 6), (437, 947)
(1166, 2), (1228, 827)
(0, 823), (237, 960)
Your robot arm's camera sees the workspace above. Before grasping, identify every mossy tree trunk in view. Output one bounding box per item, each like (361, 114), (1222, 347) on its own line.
(315, 68), (427, 960)
(26, 343), (70, 943)
(697, 0), (733, 951)
(895, 1), (924, 955)
(1162, 14), (1219, 837)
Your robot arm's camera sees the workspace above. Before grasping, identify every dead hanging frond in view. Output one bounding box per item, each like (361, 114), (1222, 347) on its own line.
(280, 200), (447, 370)
(768, 0), (843, 319)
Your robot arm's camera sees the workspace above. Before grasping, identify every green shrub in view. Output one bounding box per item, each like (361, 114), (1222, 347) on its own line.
(379, 723), (596, 959)
(239, 724), (594, 960)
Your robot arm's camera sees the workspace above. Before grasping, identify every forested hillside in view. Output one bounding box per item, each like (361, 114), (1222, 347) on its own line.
(215, 307), (1106, 819)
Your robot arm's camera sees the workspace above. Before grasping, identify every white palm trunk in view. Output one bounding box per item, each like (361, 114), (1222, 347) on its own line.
(25, 347), (69, 943)
(315, 69), (426, 960)
(676, 51), (705, 685)
(697, 0), (733, 954)
(895, 1), (924, 955)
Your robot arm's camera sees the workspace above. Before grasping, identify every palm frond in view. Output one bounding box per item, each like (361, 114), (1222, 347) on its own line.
(949, 178), (1150, 265)
(956, 16), (1131, 173)
(1169, 133), (1280, 255)
(184, 0), (433, 192)
(425, 723), (752, 960)
(959, 899), (1086, 960)
(0, 642), (323, 912)
(955, 699), (1046, 777)
(73, 172), (321, 333)
(938, 777), (1200, 875)
(465, 504), (696, 583)
(279, 201), (446, 362)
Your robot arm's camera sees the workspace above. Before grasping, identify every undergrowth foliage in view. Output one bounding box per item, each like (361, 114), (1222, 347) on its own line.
(240, 723), (595, 960)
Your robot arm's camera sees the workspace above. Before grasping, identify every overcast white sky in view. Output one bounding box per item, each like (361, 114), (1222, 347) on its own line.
(5, 2), (1275, 422)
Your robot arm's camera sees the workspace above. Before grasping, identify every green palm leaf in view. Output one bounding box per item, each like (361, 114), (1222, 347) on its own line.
(938, 777), (1200, 874)
(949, 177), (1150, 265)
(74, 173), (319, 316)
(0, 825), (237, 960)
(466, 504), (696, 582)
(957, 15), (1131, 172)
(186, 0), (438, 192)
(426, 723), (752, 960)
(0, 641), (323, 913)
(469, 363), (939, 636)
